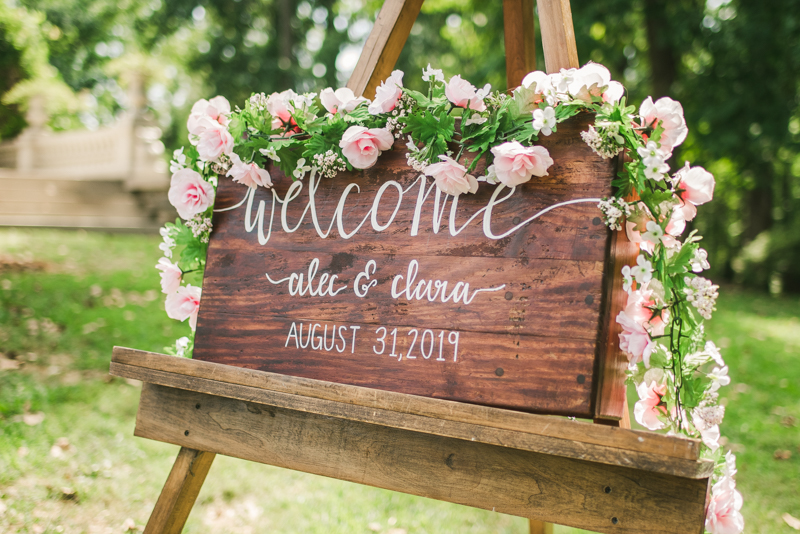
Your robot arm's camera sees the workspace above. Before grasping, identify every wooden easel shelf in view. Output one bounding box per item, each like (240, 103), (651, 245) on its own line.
(111, 347), (711, 534)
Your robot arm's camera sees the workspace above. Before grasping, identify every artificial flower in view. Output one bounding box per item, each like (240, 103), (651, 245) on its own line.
(639, 96), (688, 153)
(490, 141), (553, 186)
(168, 168), (215, 220)
(705, 478), (745, 534)
(634, 381), (667, 430)
(187, 96), (230, 137)
(165, 284), (202, 331)
(320, 87), (368, 115)
(532, 106), (556, 135)
(339, 126), (394, 169)
(422, 64), (445, 83)
(368, 70), (404, 115)
(195, 119), (234, 161)
(155, 257), (182, 294)
(445, 75), (489, 112)
(226, 153), (272, 189)
(424, 156), (479, 196)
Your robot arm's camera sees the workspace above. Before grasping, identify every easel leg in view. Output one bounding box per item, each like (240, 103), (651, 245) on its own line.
(144, 447), (216, 534)
(529, 519), (554, 533)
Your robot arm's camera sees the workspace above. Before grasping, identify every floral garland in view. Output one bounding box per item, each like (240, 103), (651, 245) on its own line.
(155, 62), (743, 534)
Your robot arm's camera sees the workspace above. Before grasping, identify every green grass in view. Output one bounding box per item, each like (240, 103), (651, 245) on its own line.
(0, 228), (798, 533)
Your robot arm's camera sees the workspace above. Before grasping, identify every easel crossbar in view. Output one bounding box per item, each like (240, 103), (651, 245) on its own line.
(111, 347), (709, 479)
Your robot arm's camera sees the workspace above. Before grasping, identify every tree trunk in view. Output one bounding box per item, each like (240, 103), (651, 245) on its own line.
(643, 0), (678, 99)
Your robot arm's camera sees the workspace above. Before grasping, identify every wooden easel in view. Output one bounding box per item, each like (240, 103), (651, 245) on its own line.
(111, 2), (712, 533)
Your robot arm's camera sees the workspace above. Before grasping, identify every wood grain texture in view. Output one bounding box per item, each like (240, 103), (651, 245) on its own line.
(143, 446), (215, 534)
(134, 383), (710, 534)
(346, 0), (424, 98)
(193, 114), (622, 418)
(503, 0), (537, 89)
(111, 348), (705, 465)
(537, 0), (580, 72)
(529, 519), (555, 534)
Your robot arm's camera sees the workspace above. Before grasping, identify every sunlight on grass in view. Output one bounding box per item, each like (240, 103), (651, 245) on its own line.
(1, 228), (798, 533)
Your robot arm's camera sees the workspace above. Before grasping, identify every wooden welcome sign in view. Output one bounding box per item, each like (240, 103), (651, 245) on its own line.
(193, 114), (626, 419)
(109, 1), (714, 533)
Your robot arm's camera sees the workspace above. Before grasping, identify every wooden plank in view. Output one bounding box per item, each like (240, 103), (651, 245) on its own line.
(529, 519), (554, 534)
(143, 446), (215, 534)
(503, 0), (537, 89)
(112, 361), (711, 478)
(134, 383), (710, 534)
(112, 347), (703, 462)
(346, 0), (425, 98)
(537, 0), (580, 72)
(192, 113), (619, 417)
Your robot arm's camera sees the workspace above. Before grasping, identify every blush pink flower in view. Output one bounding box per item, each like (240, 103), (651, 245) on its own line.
(490, 141), (553, 186)
(339, 126), (394, 169)
(675, 164), (715, 221)
(445, 75), (488, 112)
(195, 119), (234, 161)
(226, 153), (272, 189)
(639, 96), (688, 154)
(320, 87), (368, 115)
(625, 221), (655, 254)
(267, 89), (299, 132)
(368, 70), (404, 115)
(617, 309), (655, 366)
(624, 288), (667, 338)
(165, 284), (202, 331)
(424, 155), (479, 196)
(705, 479), (745, 534)
(155, 257), (182, 294)
(168, 168), (215, 220)
(187, 96), (230, 137)
(634, 381), (667, 430)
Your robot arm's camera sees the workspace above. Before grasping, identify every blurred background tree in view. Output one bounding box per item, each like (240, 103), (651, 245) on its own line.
(2, 0), (799, 293)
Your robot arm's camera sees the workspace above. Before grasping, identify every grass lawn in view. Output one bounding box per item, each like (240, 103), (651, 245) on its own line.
(0, 227), (798, 534)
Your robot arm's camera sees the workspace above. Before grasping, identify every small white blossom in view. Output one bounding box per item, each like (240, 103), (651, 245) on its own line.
(312, 149), (347, 179)
(642, 220), (665, 244)
(464, 113), (488, 126)
(175, 336), (190, 357)
(637, 140), (668, 168)
(532, 106), (556, 136)
(631, 255), (654, 285)
(581, 125), (624, 159)
(644, 161), (670, 181)
(475, 83), (492, 100)
(186, 215), (213, 243)
(621, 265), (634, 293)
(293, 158), (313, 179)
(170, 147), (187, 173)
(598, 196), (631, 231)
(159, 227), (177, 258)
(249, 92), (268, 111)
(259, 146), (281, 162)
(422, 64), (445, 83)
(703, 341), (725, 366)
(708, 365), (731, 392)
(691, 248), (710, 272)
(723, 451), (737, 478)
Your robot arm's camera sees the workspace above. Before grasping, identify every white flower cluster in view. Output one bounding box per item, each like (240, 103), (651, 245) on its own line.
(159, 227), (177, 258)
(209, 152), (232, 175)
(386, 94), (414, 139)
(404, 136), (427, 172)
(683, 276), (719, 319)
(186, 215), (213, 243)
(598, 196), (632, 231)
(249, 92), (268, 111)
(637, 140), (670, 181)
(581, 125), (624, 159)
(694, 404), (725, 427)
(312, 150), (347, 179)
(691, 247), (710, 272)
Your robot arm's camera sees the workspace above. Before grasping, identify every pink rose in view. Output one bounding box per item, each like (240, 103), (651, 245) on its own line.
(339, 126), (394, 169)
(633, 381), (667, 430)
(617, 310), (655, 366)
(368, 70), (404, 115)
(705, 479), (744, 534)
(267, 89), (299, 132)
(445, 75), (488, 112)
(156, 257), (183, 294)
(625, 288), (666, 337)
(676, 164), (715, 207)
(187, 96), (230, 136)
(639, 96), (688, 153)
(226, 153), (272, 189)
(196, 119), (234, 161)
(490, 141), (553, 186)
(165, 284), (202, 331)
(423, 155), (479, 196)
(168, 168), (215, 220)
(320, 87), (368, 115)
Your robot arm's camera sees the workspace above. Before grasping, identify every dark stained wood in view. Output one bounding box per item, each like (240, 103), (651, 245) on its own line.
(537, 0), (580, 72)
(134, 383), (710, 534)
(346, 0), (425, 98)
(193, 113), (624, 418)
(503, 0), (538, 89)
(143, 446), (215, 534)
(112, 348), (706, 465)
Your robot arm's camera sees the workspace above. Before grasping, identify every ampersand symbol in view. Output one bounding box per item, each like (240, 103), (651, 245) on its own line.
(354, 260), (378, 298)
